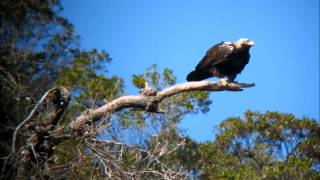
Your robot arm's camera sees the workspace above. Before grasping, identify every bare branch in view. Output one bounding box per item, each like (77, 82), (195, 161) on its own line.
(9, 80), (254, 179)
(69, 81), (254, 129)
(12, 87), (59, 153)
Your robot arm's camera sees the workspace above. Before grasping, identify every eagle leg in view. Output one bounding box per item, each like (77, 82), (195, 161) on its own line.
(227, 75), (237, 83)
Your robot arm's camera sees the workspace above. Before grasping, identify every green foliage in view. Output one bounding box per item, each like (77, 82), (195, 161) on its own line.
(0, 0), (123, 178)
(0, 0), (80, 178)
(165, 136), (202, 171)
(53, 139), (95, 179)
(132, 74), (146, 89)
(0, 0), (75, 122)
(132, 64), (211, 115)
(56, 49), (123, 107)
(194, 111), (320, 179)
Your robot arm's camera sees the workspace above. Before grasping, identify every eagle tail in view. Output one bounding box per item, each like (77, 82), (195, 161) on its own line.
(186, 70), (211, 81)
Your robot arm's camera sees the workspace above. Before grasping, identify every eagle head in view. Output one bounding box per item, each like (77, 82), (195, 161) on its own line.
(238, 38), (255, 47)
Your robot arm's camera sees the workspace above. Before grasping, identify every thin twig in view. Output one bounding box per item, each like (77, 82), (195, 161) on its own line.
(96, 155), (109, 177)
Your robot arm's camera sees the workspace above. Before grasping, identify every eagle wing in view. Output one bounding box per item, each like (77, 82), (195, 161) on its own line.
(195, 42), (234, 71)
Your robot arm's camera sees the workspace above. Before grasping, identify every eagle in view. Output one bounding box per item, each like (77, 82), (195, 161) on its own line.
(186, 38), (254, 82)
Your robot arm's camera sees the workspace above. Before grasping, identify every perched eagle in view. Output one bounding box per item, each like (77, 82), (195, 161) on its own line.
(186, 38), (254, 82)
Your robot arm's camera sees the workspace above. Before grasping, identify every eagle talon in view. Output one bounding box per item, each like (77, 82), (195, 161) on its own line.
(219, 79), (228, 86)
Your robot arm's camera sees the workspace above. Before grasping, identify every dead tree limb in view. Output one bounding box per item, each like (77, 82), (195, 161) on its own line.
(12, 87), (59, 154)
(9, 80), (254, 179)
(69, 81), (254, 130)
(10, 87), (70, 179)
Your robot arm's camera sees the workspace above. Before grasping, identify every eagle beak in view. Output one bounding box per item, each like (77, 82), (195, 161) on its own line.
(248, 40), (255, 46)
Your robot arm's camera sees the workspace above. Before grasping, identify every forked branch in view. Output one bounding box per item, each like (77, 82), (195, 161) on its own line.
(69, 81), (254, 129)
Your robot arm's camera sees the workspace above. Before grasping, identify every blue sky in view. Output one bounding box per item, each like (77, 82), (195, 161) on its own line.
(61, 0), (319, 141)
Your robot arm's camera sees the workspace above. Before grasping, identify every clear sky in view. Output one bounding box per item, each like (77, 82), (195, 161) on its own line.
(61, 0), (319, 141)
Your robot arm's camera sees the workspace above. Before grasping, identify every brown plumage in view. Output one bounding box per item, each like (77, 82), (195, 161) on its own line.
(186, 38), (255, 82)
